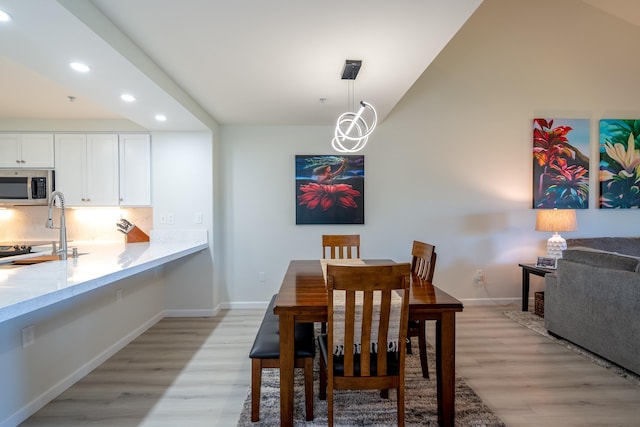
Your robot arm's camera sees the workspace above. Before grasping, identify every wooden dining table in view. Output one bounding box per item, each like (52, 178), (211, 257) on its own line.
(274, 259), (464, 427)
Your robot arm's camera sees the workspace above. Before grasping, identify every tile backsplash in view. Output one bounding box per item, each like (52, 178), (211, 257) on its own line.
(0, 206), (152, 243)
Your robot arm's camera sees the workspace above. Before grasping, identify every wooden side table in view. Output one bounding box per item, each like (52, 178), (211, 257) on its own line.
(518, 263), (555, 311)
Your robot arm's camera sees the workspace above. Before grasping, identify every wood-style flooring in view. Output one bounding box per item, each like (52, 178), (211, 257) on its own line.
(21, 305), (640, 426)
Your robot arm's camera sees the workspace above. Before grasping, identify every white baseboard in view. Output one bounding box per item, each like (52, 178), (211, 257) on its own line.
(3, 312), (164, 427)
(164, 308), (219, 317)
(458, 297), (520, 306)
(220, 300), (271, 310)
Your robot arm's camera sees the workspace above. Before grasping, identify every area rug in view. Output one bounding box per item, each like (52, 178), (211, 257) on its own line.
(237, 339), (505, 426)
(504, 310), (640, 386)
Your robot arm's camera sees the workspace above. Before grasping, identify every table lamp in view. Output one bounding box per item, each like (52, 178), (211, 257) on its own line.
(535, 208), (577, 258)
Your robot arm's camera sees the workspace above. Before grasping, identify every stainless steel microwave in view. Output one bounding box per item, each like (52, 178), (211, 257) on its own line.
(0, 170), (54, 206)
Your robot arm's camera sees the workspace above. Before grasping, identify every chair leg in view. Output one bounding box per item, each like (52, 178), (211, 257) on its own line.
(327, 381), (334, 427)
(250, 359), (261, 422)
(418, 320), (429, 379)
(304, 357), (314, 421)
(397, 383), (405, 426)
(319, 353), (327, 400)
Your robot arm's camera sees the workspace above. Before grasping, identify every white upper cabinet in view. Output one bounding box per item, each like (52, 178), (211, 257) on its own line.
(0, 134), (55, 168)
(119, 134), (151, 206)
(55, 134), (119, 206)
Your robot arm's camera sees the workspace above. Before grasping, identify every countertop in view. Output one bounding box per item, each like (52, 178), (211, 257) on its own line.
(0, 230), (208, 323)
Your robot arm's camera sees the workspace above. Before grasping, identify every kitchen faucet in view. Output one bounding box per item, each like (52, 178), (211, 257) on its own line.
(46, 191), (68, 260)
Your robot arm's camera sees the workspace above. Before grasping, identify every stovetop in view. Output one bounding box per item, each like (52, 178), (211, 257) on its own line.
(0, 245), (32, 258)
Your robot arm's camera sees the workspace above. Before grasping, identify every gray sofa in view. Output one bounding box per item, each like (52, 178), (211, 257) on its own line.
(544, 238), (640, 376)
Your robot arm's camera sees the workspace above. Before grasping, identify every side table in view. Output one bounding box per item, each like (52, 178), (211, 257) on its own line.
(518, 263), (555, 312)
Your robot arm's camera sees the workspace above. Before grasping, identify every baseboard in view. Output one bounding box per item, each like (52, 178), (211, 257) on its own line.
(3, 312), (164, 427)
(164, 307), (219, 317)
(220, 300), (271, 310)
(220, 298), (518, 309)
(458, 297), (520, 306)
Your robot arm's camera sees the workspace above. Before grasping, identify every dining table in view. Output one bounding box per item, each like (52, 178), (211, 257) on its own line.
(273, 259), (464, 427)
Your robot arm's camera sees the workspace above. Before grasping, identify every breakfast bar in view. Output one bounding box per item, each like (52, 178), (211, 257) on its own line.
(0, 231), (208, 322)
(0, 230), (208, 427)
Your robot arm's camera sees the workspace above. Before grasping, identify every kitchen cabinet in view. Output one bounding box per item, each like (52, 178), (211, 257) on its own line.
(54, 134), (119, 206)
(119, 134), (151, 206)
(0, 133), (55, 168)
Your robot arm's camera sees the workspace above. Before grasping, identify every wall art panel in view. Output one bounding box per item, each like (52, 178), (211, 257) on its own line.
(533, 118), (590, 209)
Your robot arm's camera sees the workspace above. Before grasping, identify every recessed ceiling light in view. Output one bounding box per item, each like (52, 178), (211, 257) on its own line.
(120, 93), (136, 102)
(0, 10), (12, 22)
(69, 62), (90, 73)
(154, 114), (167, 122)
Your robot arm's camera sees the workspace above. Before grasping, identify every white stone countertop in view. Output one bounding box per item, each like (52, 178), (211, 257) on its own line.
(0, 230), (208, 323)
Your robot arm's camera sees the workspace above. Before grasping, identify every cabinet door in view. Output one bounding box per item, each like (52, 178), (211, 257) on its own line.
(0, 134), (22, 167)
(54, 134), (87, 205)
(86, 134), (119, 206)
(20, 134), (55, 168)
(119, 134), (151, 206)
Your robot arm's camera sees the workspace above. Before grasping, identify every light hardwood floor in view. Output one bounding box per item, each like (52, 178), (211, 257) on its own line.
(21, 304), (640, 426)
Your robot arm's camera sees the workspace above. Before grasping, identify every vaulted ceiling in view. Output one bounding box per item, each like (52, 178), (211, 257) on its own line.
(0, 0), (637, 131)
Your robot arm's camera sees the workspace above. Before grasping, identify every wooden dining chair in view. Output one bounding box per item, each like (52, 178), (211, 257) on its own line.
(407, 240), (437, 378)
(322, 234), (361, 259)
(318, 263), (411, 427)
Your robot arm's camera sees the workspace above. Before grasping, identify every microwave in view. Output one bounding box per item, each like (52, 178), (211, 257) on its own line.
(0, 170), (54, 206)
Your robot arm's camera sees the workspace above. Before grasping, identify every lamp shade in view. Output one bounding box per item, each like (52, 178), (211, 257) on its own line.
(535, 209), (577, 232)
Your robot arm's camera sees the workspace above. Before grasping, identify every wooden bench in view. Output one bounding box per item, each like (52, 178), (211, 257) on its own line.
(249, 294), (315, 422)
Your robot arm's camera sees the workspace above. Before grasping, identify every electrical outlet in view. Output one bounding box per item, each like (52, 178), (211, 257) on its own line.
(116, 289), (123, 303)
(259, 272), (266, 282)
(22, 325), (35, 348)
(474, 269), (485, 285)
(160, 213), (167, 224)
(167, 213), (175, 225)
(194, 212), (202, 224)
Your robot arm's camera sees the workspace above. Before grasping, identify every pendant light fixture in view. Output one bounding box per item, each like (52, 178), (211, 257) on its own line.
(331, 60), (377, 153)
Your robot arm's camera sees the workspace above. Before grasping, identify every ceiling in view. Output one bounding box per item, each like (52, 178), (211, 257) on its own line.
(0, 0), (638, 131)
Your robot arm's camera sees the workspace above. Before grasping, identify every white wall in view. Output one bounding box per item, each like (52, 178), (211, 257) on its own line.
(220, 0), (640, 306)
(151, 131), (218, 314)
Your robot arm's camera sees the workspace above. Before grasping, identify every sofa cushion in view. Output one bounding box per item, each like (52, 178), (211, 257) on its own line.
(566, 237), (640, 257)
(561, 248), (639, 272)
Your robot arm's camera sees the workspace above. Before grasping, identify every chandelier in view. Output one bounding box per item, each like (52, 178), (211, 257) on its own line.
(331, 60), (377, 153)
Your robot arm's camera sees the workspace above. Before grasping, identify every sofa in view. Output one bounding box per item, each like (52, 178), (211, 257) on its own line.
(544, 238), (640, 376)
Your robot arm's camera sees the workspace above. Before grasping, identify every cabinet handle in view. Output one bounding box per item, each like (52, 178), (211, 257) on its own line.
(21, 160), (26, 163)
(16, 160), (20, 164)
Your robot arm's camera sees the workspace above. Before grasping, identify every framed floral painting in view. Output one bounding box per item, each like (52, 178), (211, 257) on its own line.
(533, 118), (590, 209)
(599, 119), (640, 208)
(295, 155), (364, 224)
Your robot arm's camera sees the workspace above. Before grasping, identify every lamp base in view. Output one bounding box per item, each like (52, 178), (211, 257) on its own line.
(547, 232), (567, 258)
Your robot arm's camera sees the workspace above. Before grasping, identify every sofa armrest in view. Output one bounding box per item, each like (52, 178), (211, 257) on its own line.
(545, 259), (640, 375)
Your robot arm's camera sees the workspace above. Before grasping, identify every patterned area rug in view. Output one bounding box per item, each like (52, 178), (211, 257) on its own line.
(237, 338), (505, 426)
(504, 310), (640, 386)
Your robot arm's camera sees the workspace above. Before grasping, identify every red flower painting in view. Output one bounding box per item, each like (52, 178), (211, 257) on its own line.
(295, 155), (364, 224)
(297, 183), (360, 211)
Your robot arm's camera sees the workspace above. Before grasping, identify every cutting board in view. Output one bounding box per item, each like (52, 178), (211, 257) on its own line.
(13, 255), (60, 265)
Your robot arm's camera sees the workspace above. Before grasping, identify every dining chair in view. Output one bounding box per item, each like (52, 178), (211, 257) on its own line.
(318, 263), (411, 427)
(322, 234), (361, 259)
(407, 240), (437, 378)
(320, 234), (362, 333)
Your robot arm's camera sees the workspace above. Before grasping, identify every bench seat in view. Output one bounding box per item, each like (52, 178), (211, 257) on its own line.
(249, 294), (315, 421)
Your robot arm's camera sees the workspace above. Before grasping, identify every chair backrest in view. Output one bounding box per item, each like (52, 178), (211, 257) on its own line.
(322, 234), (361, 259)
(411, 240), (436, 282)
(326, 263), (410, 378)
